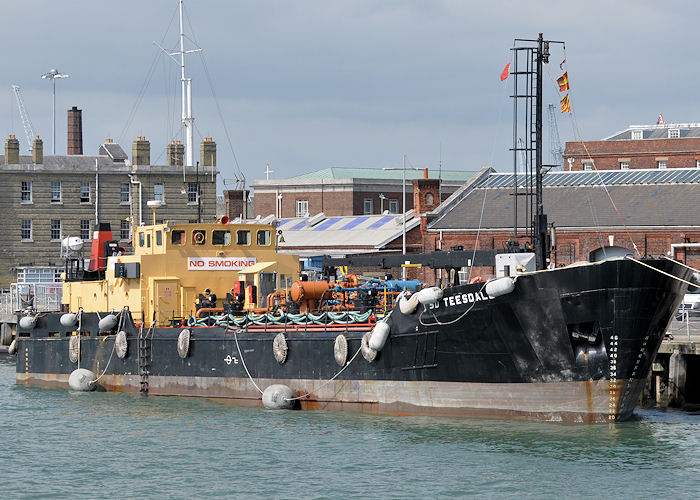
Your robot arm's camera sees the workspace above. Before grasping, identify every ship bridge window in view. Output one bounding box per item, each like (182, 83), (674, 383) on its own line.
(171, 230), (185, 245)
(156, 230), (162, 246)
(192, 230), (206, 245)
(237, 230), (250, 245)
(257, 230), (271, 245)
(139, 232), (145, 247)
(213, 230), (231, 245)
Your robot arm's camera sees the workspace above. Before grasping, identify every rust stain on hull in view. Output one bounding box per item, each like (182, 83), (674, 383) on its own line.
(18, 371), (644, 423)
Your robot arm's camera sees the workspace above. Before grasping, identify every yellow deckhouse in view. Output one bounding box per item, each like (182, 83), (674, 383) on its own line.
(62, 220), (300, 325)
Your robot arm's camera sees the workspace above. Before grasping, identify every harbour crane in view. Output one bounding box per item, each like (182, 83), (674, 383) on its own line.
(11, 85), (37, 153)
(547, 103), (564, 169)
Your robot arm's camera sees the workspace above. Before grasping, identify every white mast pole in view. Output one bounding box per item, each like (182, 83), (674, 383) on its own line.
(179, 0), (194, 167)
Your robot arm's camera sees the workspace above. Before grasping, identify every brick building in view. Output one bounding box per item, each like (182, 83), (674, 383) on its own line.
(411, 167), (700, 284)
(0, 133), (218, 288)
(564, 123), (700, 171)
(251, 167), (477, 218)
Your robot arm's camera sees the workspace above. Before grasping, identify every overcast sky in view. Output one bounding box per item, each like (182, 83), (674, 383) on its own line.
(2, 1), (698, 193)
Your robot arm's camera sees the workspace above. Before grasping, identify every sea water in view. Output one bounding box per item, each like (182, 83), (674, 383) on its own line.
(0, 359), (698, 499)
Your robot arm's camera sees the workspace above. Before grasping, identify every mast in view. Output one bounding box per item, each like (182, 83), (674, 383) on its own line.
(154, 1), (201, 169)
(511, 34), (562, 270)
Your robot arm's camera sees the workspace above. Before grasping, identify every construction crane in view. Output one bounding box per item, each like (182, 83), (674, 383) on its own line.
(11, 85), (37, 153)
(547, 103), (564, 169)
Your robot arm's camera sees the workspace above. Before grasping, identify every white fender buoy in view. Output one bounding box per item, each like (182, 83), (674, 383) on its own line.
(69, 368), (97, 391)
(262, 384), (295, 410)
(417, 286), (443, 305)
(69, 335), (80, 363)
(177, 329), (191, 359)
(398, 293), (421, 315)
(369, 321), (391, 351)
(361, 332), (377, 362)
(334, 334), (348, 366)
(115, 331), (128, 359)
(8, 338), (18, 355)
(60, 313), (78, 327)
(98, 314), (118, 332)
(485, 277), (515, 298)
(19, 316), (36, 330)
(273, 333), (288, 364)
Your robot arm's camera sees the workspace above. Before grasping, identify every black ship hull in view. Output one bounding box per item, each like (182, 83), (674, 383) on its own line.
(15, 258), (690, 422)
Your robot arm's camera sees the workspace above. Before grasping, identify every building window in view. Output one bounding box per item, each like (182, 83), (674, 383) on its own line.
(80, 181), (91, 203)
(154, 182), (164, 202)
(583, 161), (593, 171)
(237, 230), (251, 245)
(631, 130), (643, 140)
(696, 160), (700, 168)
(80, 219), (91, 241)
(296, 199), (309, 217)
(21, 219), (32, 241)
(363, 199), (373, 214)
(120, 220), (131, 241)
(51, 181), (62, 202)
(657, 160), (667, 169)
(120, 182), (130, 203)
(620, 161), (630, 170)
(389, 199), (399, 214)
(425, 193), (434, 206)
(257, 230), (271, 245)
(669, 129), (680, 139)
(188, 182), (198, 203)
(21, 181), (32, 202)
(50, 219), (62, 241)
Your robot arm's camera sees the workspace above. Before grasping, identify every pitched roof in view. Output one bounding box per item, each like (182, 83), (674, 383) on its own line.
(276, 213), (419, 256)
(429, 168), (700, 230)
(289, 167), (477, 181)
(604, 123), (700, 141)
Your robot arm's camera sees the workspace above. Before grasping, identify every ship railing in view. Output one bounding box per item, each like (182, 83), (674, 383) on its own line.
(0, 283), (63, 314)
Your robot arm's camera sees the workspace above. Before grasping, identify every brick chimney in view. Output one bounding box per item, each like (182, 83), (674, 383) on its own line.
(4, 135), (19, 164)
(224, 189), (250, 219)
(132, 136), (150, 166)
(32, 136), (43, 164)
(67, 106), (83, 155)
(412, 169), (440, 231)
(167, 140), (184, 166)
(200, 137), (216, 166)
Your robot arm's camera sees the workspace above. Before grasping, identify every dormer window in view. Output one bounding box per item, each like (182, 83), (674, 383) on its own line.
(669, 129), (680, 139)
(631, 130), (643, 140)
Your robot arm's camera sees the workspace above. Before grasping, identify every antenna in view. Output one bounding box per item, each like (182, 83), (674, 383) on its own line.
(153, 0), (202, 167)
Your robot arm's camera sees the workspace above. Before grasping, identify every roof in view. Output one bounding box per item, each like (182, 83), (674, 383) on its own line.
(99, 143), (128, 162)
(430, 168), (700, 230)
(276, 213), (420, 256)
(289, 167), (477, 181)
(0, 154), (117, 168)
(604, 123), (700, 141)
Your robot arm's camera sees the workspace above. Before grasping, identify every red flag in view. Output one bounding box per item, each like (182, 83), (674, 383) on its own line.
(657, 113), (664, 125)
(500, 62), (510, 81)
(560, 94), (570, 113)
(557, 72), (569, 92)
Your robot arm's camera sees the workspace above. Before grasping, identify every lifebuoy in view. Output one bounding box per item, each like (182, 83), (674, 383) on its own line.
(193, 231), (205, 244)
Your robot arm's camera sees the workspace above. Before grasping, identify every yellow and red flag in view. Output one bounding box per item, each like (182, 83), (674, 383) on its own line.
(560, 93), (571, 113)
(557, 72), (569, 92)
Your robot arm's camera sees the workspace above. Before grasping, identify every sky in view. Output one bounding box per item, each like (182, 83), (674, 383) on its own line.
(2, 1), (699, 195)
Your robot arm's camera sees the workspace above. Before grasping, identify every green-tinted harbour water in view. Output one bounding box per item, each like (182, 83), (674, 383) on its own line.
(0, 359), (697, 499)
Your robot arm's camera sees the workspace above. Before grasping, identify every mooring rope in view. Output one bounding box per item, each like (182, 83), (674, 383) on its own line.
(230, 326), (263, 395)
(285, 345), (363, 402)
(625, 256), (697, 288)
